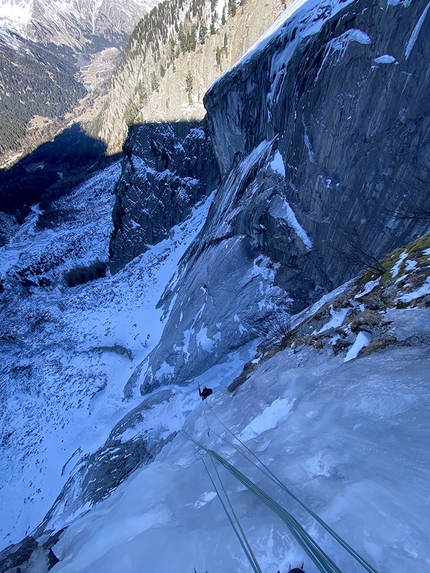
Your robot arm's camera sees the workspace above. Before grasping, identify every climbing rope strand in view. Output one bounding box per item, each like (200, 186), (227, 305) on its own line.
(207, 454), (264, 573)
(184, 431), (343, 573)
(201, 455), (263, 573)
(207, 446), (344, 573)
(205, 403), (380, 573)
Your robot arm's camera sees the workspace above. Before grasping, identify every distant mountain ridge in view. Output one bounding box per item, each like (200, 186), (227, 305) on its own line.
(0, 0), (158, 164)
(0, 0), (157, 51)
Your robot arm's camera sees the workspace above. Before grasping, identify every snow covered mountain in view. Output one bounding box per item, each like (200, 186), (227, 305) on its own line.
(0, 0), (156, 50)
(0, 0), (157, 163)
(1, 0), (430, 570)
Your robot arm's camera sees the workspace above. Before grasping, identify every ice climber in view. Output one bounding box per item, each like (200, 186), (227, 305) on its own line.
(198, 386), (213, 400)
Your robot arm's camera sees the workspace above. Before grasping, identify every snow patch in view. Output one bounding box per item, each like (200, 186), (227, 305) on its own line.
(268, 195), (313, 251)
(405, 2), (430, 59)
(194, 491), (217, 508)
(240, 398), (295, 440)
(196, 325), (214, 352)
(344, 331), (372, 362)
(269, 150), (286, 176)
(396, 276), (430, 303)
(391, 251), (408, 277)
(355, 278), (381, 298)
(373, 54), (397, 64)
(314, 305), (349, 334)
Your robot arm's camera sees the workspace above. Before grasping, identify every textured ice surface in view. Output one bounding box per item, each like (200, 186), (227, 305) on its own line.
(51, 339), (430, 573)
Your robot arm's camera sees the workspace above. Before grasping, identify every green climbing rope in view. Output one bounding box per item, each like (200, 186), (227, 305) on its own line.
(201, 455), (263, 573)
(184, 431), (344, 573)
(205, 402), (380, 573)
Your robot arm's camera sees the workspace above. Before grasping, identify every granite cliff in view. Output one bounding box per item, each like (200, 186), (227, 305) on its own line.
(125, 0), (430, 393)
(109, 121), (220, 273)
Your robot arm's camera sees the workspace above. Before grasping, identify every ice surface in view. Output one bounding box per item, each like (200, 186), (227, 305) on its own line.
(343, 331), (371, 362)
(51, 337), (430, 573)
(405, 2), (430, 59)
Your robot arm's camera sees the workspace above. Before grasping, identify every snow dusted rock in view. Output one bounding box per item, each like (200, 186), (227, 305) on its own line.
(109, 121), (220, 274)
(136, 0), (430, 391)
(136, 140), (298, 393)
(205, 0), (430, 288)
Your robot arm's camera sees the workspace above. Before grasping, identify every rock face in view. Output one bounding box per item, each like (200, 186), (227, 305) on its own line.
(133, 0), (430, 392)
(204, 0), (430, 291)
(109, 121), (220, 273)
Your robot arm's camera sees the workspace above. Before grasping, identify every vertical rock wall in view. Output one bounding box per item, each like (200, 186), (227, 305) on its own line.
(109, 121), (220, 273)
(129, 0), (430, 391)
(204, 0), (430, 290)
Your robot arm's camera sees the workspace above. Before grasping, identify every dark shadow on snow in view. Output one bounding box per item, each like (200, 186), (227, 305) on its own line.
(0, 123), (121, 222)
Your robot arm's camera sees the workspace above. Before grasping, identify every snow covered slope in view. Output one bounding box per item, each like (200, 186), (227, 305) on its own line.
(0, 162), (220, 550)
(43, 237), (430, 572)
(1, 0), (430, 569)
(0, 0), (157, 49)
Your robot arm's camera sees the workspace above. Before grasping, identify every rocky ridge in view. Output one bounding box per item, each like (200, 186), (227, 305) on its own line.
(109, 121), (220, 273)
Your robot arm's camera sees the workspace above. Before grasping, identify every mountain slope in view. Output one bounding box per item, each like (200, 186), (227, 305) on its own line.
(0, 0), (158, 163)
(4, 231), (429, 572)
(0, 30), (86, 158)
(0, 159), (219, 550)
(134, 0), (430, 392)
(1, 0), (430, 569)
(95, 0), (288, 154)
(0, 0), (157, 51)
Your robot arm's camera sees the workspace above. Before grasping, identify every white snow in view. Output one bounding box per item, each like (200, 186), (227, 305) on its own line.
(0, 0), (32, 31)
(0, 170), (215, 549)
(373, 54), (397, 64)
(196, 325), (215, 352)
(316, 29), (371, 81)
(329, 29), (371, 52)
(208, 0), (357, 95)
(391, 251), (407, 277)
(269, 194), (313, 251)
(314, 305), (350, 334)
(395, 276), (430, 303)
(240, 397), (295, 440)
(49, 334), (430, 573)
(269, 150), (286, 177)
(405, 1), (430, 59)
(354, 277), (381, 298)
(344, 330), (372, 362)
